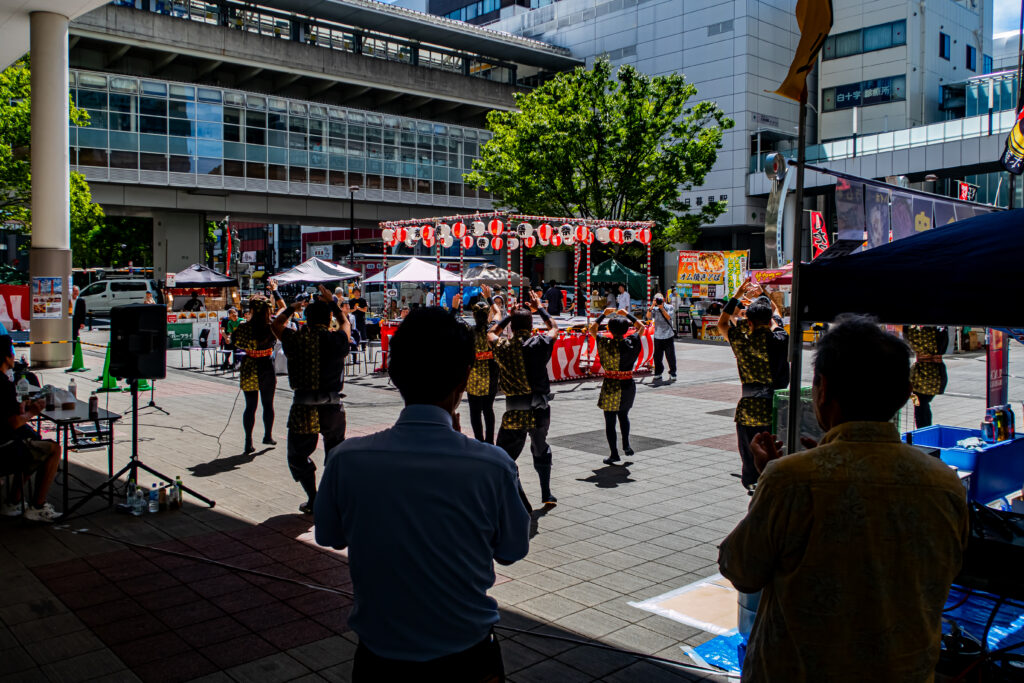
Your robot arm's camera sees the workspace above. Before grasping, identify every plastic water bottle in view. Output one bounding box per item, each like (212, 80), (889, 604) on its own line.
(126, 479), (135, 507)
(175, 476), (184, 508)
(131, 488), (144, 516)
(15, 376), (29, 402)
(68, 377), (77, 399)
(148, 484), (159, 513)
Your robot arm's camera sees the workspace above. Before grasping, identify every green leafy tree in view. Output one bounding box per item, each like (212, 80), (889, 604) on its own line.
(466, 58), (733, 250)
(0, 56), (106, 262)
(71, 215), (152, 268)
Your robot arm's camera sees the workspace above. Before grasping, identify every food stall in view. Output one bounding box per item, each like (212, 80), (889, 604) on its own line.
(164, 265), (239, 349)
(676, 250), (749, 340)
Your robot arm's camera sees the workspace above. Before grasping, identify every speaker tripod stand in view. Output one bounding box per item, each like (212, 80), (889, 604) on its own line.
(63, 379), (215, 520)
(125, 381), (169, 416)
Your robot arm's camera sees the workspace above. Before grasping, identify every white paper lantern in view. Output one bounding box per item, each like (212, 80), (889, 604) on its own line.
(476, 236), (490, 249)
(563, 233), (575, 245)
(404, 237), (416, 248)
(622, 228), (635, 243)
(409, 226), (421, 241)
(595, 227), (611, 243)
(437, 223), (451, 238)
(559, 224), (573, 238)
(441, 235), (454, 248)
(381, 228), (394, 242)
(471, 221), (486, 237)
(517, 222), (533, 237)
(507, 237), (520, 250)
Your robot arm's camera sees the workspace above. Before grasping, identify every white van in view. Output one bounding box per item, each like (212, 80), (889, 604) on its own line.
(78, 279), (159, 315)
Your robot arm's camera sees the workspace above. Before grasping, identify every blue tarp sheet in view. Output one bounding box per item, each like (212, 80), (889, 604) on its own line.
(689, 586), (1024, 675)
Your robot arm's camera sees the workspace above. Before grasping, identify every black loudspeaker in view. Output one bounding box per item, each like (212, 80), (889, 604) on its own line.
(109, 304), (167, 380)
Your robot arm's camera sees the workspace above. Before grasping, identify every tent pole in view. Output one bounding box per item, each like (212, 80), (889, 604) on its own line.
(435, 227), (441, 307)
(383, 237), (389, 318)
(646, 240), (652, 311)
(518, 241), (524, 304)
(786, 89), (809, 453)
(573, 242), (580, 317)
(459, 239), (464, 301)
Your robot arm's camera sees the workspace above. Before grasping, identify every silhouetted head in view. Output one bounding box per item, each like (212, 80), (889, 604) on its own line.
(746, 296), (773, 325)
(813, 314), (912, 428)
(389, 307), (473, 408)
(305, 300), (331, 327)
(510, 309), (533, 333)
(607, 316), (629, 338)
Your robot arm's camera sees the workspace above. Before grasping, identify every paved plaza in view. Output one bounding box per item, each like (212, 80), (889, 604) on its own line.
(1, 331), (1020, 682)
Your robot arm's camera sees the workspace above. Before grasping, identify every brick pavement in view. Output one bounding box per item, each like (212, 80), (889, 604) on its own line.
(1, 331), (1020, 682)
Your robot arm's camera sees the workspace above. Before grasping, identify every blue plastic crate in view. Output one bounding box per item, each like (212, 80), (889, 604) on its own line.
(903, 426), (1024, 504)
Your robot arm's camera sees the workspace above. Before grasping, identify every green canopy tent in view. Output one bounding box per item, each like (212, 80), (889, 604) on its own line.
(577, 258), (646, 300)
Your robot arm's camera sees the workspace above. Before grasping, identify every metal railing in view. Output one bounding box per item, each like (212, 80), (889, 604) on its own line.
(121, 0), (520, 85)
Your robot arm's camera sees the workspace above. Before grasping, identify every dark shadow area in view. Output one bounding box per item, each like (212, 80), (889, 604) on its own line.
(0, 459), (712, 683)
(549, 430), (678, 457)
(529, 503), (557, 539)
(188, 447), (274, 477)
(577, 465), (636, 489)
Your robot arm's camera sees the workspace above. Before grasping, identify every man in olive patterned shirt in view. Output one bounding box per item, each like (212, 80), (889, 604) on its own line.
(718, 287), (788, 491)
(719, 315), (968, 682)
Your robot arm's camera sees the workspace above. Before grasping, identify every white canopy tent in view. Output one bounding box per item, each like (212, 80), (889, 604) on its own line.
(271, 257), (359, 283)
(460, 263), (526, 287)
(362, 257), (461, 284)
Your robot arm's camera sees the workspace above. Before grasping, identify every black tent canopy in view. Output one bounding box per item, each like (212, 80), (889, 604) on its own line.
(800, 210), (1023, 328)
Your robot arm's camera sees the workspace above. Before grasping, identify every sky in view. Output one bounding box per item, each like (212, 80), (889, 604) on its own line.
(995, 0), (1022, 33)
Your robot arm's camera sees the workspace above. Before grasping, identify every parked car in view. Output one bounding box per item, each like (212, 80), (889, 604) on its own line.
(78, 279), (160, 315)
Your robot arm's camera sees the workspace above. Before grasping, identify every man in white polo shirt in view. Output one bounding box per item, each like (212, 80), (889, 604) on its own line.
(315, 307), (530, 681)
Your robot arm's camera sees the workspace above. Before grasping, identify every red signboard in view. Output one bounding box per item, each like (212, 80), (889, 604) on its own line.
(810, 210), (829, 258)
(987, 329), (1009, 406)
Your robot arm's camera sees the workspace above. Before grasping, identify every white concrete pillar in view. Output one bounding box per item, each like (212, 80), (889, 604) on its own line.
(29, 11), (72, 368)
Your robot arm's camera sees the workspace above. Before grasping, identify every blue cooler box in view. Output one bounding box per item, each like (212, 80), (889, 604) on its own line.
(903, 426), (1024, 504)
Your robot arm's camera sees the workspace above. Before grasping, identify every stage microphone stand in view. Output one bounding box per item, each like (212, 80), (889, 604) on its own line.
(63, 379), (215, 520)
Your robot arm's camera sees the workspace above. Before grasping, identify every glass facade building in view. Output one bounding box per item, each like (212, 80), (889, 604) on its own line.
(69, 70), (495, 209)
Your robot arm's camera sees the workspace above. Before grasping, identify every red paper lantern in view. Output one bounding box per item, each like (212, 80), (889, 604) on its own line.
(488, 219), (504, 236)
(635, 228), (652, 245)
(550, 234), (563, 247)
(461, 235), (474, 249)
(396, 227), (408, 242)
(491, 236), (504, 250)
(537, 223), (553, 241)
(422, 234), (435, 248)
(574, 225), (590, 242)
(523, 235), (537, 249)
(452, 221), (467, 239)
(421, 225), (434, 242)
(609, 227), (623, 244)
(582, 229), (595, 245)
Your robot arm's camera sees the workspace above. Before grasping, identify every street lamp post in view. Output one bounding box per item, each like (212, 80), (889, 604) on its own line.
(348, 185), (360, 265)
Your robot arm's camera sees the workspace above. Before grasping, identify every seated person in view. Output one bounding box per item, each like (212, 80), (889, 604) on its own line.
(181, 291), (205, 312)
(0, 336), (62, 522)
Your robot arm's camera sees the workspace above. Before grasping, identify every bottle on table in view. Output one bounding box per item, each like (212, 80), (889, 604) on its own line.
(148, 484), (159, 513)
(68, 378), (77, 399)
(126, 479), (135, 507)
(15, 376), (28, 402)
(175, 476), (183, 508)
(88, 391), (99, 419)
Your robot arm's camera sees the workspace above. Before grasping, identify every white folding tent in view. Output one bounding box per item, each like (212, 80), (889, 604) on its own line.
(271, 257), (359, 283)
